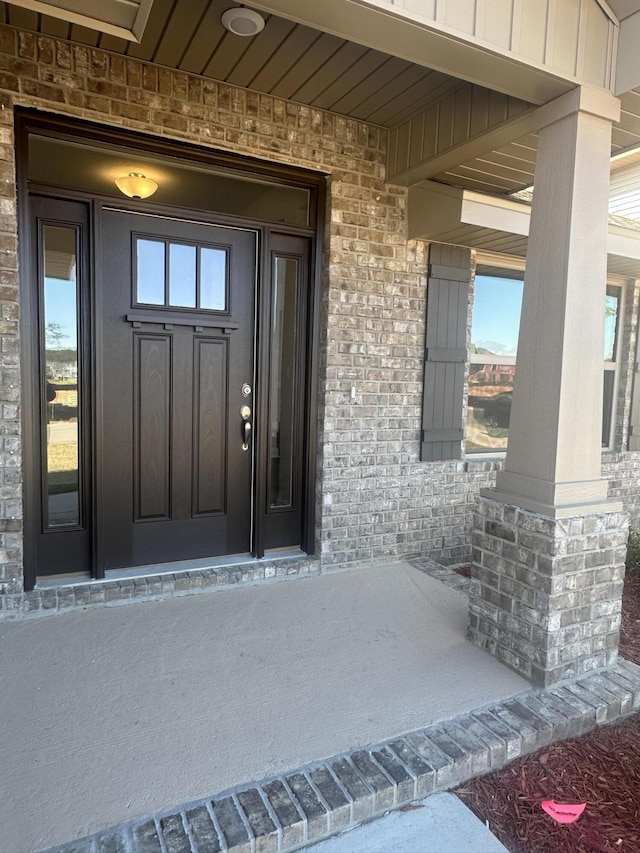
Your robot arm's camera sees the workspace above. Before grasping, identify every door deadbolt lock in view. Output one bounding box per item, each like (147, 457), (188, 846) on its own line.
(240, 405), (252, 451)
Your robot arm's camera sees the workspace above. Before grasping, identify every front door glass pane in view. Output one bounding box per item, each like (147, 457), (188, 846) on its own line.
(43, 225), (81, 527)
(269, 257), (298, 508)
(137, 239), (165, 305)
(200, 248), (227, 310)
(169, 243), (196, 307)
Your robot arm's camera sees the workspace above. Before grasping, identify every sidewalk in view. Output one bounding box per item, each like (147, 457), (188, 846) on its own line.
(305, 793), (510, 853)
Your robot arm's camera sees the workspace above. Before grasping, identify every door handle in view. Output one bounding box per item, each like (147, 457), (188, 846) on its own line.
(240, 405), (251, 451)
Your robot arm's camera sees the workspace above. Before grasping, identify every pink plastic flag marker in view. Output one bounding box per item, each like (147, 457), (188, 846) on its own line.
(541, 801), (586, 824)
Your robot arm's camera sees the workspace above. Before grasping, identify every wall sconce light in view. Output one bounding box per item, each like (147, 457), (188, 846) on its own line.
(115, 172), (158, 199)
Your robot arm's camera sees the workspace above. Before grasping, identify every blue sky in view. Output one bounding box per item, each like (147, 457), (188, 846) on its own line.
(45, 276), (77, 349)
(471, 275), (524, 356)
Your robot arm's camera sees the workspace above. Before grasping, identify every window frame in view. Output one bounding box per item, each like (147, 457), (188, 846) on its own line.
(466, 252), (624, 457)
(602, 278), (625, 451)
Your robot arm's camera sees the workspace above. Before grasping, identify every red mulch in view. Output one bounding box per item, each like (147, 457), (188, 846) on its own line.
(456, 570), (640, 853)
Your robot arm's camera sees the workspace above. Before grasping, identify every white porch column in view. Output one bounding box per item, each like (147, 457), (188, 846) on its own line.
(490, 86), (621, 517)
(469, 88), (629, 687)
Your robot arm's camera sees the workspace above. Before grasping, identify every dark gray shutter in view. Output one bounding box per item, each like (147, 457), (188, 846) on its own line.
(421, 243), (471, 461)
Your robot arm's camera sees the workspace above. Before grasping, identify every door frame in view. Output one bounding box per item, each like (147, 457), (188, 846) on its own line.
(17, 109), (325, 590)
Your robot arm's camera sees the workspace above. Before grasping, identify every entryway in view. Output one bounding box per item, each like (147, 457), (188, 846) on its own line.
(19, 112), (321, 588)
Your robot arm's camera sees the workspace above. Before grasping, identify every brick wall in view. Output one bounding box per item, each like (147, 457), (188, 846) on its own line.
(0, 23), (639, 611)
(469, 497), (627, 686)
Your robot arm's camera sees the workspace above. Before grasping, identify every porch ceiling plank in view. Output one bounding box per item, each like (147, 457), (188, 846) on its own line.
(69, 23), (99, 46)
(619, 91), (640, 131)
(435, 167), (523, 193)
(478, 149), (537, 173)
(152, 0), (211, 70)
(373, 75), (461, 128)
(98, 31), (129, 53)
(428, 223), (491, 244)
(206, 15), (294, 85)
(228, 18), (302, 90)
(611, 124), (640, 149)
(326, 55), (409, 115)
(289, 41), (369, 104)
(617, 106), (640, 136)
(7, 4), (37, 28)
(609, 256), (640, 275)
(391, 104), (538, 186)
(466, 151), (537, 179)
(497, 139), (538, 164)
(126, 0), (176, 61)
(356, 64), (438, 123)
(236, 24), (320, 93)
(310, 47), (390, 111)
(620, 88), (640, 114)
(177, 2), (228, 75)
(269, 30), (344, 100)
(475, 233), (528, 253)
(39, 11), (69, 38)
(0, 3), (6, 23)
(247, 0), (576, 104)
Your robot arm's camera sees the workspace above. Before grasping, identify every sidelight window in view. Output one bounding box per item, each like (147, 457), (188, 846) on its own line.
(41, 224), (82, 527)
(269, 256), (299, 509)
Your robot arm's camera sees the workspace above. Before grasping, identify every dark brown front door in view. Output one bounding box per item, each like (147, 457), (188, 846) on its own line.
(98, 210), (257, 570)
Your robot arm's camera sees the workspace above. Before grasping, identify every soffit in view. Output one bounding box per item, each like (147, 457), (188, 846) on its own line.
(0, 0), (461, 129)
(428, 87), (640, 196)
(3, 0), (640, 197)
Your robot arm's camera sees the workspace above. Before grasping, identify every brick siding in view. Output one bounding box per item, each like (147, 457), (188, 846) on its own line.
(0, 23), (638, 613)
(469, 497), (628, 686)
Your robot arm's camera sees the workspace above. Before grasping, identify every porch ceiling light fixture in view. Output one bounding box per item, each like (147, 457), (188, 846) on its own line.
(221, 8), (265, 36)
(115, 172), (158, 200)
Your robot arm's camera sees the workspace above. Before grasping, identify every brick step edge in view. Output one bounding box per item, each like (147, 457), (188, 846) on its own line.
(45, 659), (640, 853)
(1, 556), (321, 620)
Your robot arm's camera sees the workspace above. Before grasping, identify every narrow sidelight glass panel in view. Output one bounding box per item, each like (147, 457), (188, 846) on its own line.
(603, 371), (615, 447)
(269, 257), (298, 508)
(169, 242), (196, 307)
(200, 247), (227, 310)
(136, 238), (165, 305)
(43, 225), (80, 527)
(604, 285), (621, 362)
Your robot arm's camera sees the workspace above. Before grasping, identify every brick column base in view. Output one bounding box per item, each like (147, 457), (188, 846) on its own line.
(468, 496), (628, 687)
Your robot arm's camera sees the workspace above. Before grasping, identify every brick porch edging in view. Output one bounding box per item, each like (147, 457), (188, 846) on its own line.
(0, 555), (321, 620)
(45, 659), (640, 853)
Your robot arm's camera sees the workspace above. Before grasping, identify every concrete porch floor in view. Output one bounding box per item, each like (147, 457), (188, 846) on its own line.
(0, 560), (533, 853)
